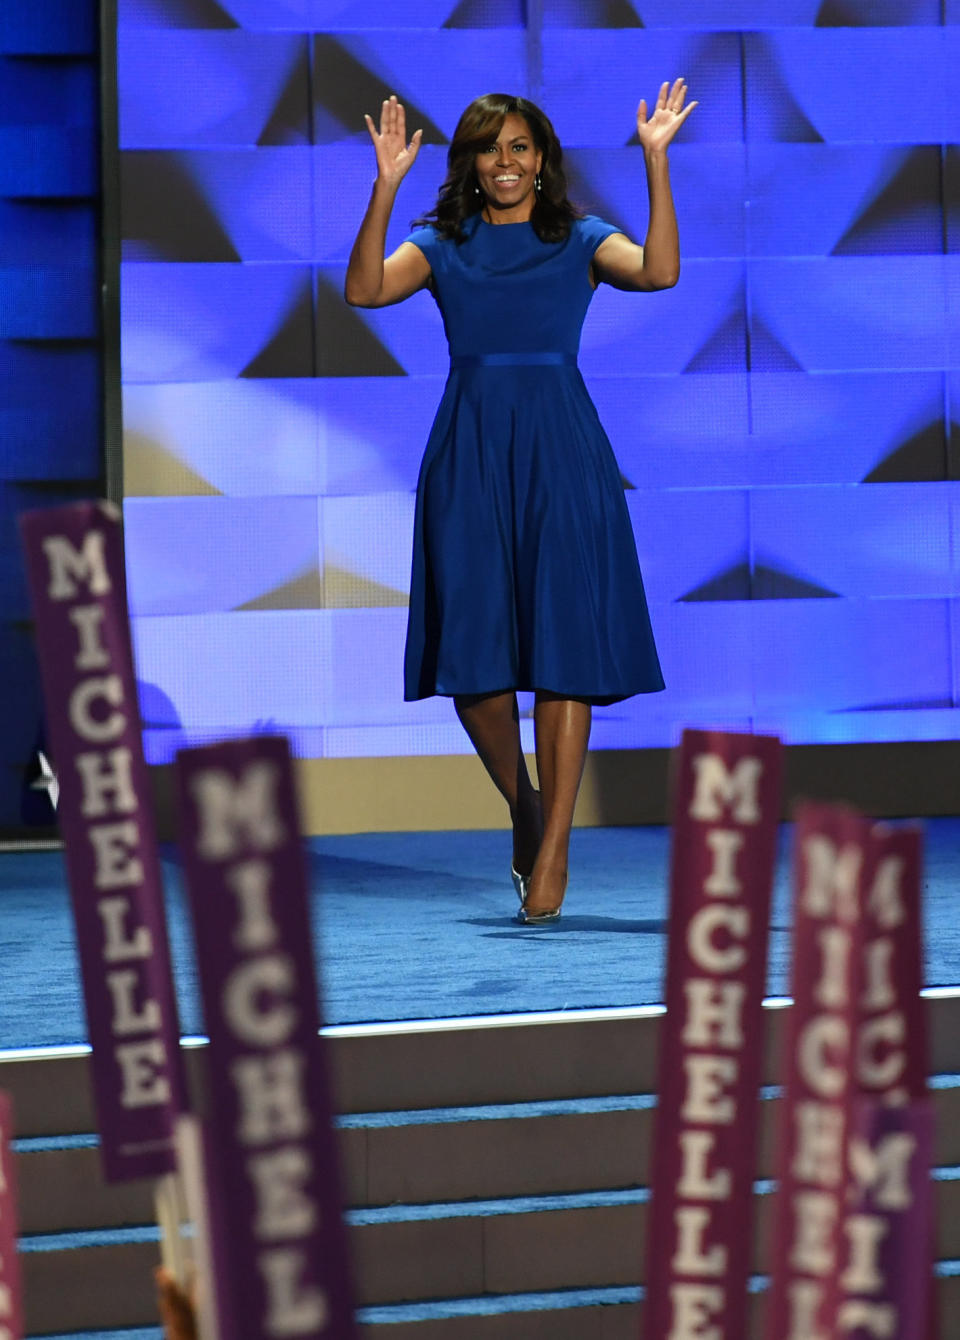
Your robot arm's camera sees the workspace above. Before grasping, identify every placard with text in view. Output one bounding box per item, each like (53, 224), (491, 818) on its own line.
(175, 735), (357, 1340)
(644, 728), (783, 1340)
(765, 807), (934, 1340)
(20, 502), (185, 1182)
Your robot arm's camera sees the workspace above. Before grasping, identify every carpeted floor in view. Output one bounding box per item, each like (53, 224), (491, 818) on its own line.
(1, 820), (958, 1050)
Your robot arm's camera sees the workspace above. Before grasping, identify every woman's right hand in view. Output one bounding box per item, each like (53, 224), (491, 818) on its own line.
(365, 95), (422, 189)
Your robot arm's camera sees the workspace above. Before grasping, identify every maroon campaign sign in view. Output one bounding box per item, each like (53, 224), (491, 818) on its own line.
(175, 736), (357, 1340)
(765, 803), (870, 1340)
(840, 1098), (935, 1340)
(0, 1093), (24, 1340)
(644, 728), (783, 1340)
(856, 826), (927, 1106)
(841, 826), (935, 1340)
(20, 503), (185, 1182)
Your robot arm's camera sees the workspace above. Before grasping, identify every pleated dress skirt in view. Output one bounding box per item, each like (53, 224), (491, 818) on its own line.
(403, 354), (665, 705)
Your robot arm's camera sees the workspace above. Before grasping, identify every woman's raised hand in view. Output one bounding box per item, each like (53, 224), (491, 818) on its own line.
(365, 94), (423, 189)
(636, 78), (697, 155)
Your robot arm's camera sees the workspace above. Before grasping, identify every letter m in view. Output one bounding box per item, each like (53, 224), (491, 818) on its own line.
(849, 1132), (917, 1212)
(42, 531), (111, 600)
(802, 836), (861, 922)
(190, 762), (285, 860)
(689, 753), (763, 824)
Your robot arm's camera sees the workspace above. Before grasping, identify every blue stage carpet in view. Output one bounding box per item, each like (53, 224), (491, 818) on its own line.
(2, 820), (959, 1049)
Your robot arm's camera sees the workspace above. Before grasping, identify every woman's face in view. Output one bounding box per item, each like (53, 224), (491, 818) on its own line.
(474, 113), (543, 222)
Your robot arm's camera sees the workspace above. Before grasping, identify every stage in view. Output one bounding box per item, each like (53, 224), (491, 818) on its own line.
(3, 818), (960, 1050)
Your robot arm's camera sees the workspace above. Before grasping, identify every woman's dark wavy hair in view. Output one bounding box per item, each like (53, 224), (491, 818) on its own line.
(413, 93), (580, 244)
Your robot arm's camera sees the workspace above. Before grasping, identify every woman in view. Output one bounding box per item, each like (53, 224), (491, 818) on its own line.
(345, 84), (695, 924)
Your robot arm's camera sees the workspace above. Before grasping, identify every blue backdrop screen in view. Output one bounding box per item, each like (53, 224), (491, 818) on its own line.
(118, 2), (960, 763)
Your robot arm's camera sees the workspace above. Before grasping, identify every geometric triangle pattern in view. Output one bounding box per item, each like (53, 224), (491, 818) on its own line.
(443, 0), (526, 26)
(314, 277), (408, 377)
(240, 276), (315, 378)
(124, 0), (239, 25)
(815, 0), (940, 24)
(541, 0), (643, 25)
(831, 148), (942, 255)
(257, 42), (312, 146)
(121, 153), (242, 262)
(313, 37), (450, 146)
(114, 4), (960, 763)
(862, 421), (948, 483)
(683, 309), (748, 375)
(743, 36), (825, 142)
(678, 562), (839, 603)
(123, 435), (224, 497)
(234, 565), (326, 611)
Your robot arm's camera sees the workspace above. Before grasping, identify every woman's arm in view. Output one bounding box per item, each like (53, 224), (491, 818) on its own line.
(592, 79), (697, 294)
(344, 96), (432, 308)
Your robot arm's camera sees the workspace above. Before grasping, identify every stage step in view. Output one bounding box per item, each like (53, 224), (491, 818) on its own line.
(17, 1278), (960, 1340)
(4, 996), (959, 1336)
(14, 1084), (960, 1233)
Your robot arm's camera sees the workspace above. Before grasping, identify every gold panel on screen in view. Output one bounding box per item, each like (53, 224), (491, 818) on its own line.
(235, 564), (326, 611)
(124, 433), (222, 498)
(322, 565), (409, 609)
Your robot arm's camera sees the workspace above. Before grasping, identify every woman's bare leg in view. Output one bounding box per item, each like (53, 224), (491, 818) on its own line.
(454, 691), (542, 875)
(524, 692), (592, 915)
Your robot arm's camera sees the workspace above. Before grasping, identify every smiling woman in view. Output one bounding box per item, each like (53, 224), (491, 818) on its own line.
(344, 86), (696, 927)
(474, 114), (541, 218)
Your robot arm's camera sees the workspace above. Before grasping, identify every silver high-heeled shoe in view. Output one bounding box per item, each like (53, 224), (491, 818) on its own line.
(510, 865), (529, 904)
(516, 901), (562, 926)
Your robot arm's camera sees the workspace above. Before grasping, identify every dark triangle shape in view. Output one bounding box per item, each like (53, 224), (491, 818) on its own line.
(542, 0), (642, 25)
(751, 564), (840, 600)
(620, 472), (635, 490)
(842, 696), (953, 711)
(683, 309), (747, 374)
(746, 40), (824, 143)
(143, 0), (238, 27)
(748, 315), (804, 372)
(312, 38), (448, 145)
(679, 563), (751, 602)
(240, 277), (314, 379)
(257, 40), (311, 147)
(315, 276), (406, 377)
(598, 0), (643, 24)
(946, 146), (960, 251)
(815, 0), (908, 24)
(679, 561), (840, 602)
(832, 149), (941, 255)
(443, 0), (525, 26)
(121, 153), (240, 262)
(863, 420), (947, 482)
(815, 0), (868, 21)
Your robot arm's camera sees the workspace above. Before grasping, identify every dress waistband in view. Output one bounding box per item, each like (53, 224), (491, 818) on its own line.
(450, 352), (577, 369)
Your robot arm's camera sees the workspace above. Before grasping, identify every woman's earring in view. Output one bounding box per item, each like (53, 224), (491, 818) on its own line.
(534, 172), (542, 194)
(474, 183), (481, 195)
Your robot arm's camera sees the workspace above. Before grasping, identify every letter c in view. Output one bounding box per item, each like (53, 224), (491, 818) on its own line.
(69, 674), (125, 743)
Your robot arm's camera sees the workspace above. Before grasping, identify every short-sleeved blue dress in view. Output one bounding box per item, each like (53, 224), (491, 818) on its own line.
(402, 211), (664, 705)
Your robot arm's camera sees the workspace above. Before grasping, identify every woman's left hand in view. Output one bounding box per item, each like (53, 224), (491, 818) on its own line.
(636, 78), (697, 155)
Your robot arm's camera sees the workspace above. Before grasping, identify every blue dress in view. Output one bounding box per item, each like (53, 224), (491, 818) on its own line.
(403, 212), (664, 705)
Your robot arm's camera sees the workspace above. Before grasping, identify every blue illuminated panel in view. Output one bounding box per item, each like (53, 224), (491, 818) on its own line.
(119, 4), (960, 758)
(0, 0), (101, 828)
